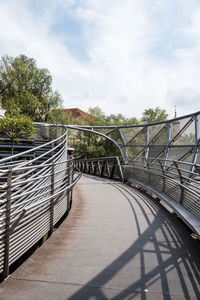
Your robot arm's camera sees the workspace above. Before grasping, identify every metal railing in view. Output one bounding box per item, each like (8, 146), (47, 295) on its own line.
(0, 131), (81, 280)
(66, 111), (200, 167)
(74, 157), (124, 182)
(76, 156), (200, 238)
(0, 111), (200, 280)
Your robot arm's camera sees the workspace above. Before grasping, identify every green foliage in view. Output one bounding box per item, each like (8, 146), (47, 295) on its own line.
(73, 107), (130, 158)
(87, 106), (139, 126)
(0, 115), (36, 155)
(74, 106), (167, 159)
(0, 54), (63, 121)
(141, 107), (168, 124)
(105, 114), (139, 126)
(47, 105), (168, 159)
(47, 109), (71, 125)
(74, 131), (120, 159)
(126, 117), (139, 125)
(87, 107), (107, 126)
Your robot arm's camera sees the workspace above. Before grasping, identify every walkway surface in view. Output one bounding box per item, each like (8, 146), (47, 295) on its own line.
(0, 175), (200, 300)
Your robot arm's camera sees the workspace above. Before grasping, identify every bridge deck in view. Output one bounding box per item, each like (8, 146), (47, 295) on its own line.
(0, 175), (200, 300)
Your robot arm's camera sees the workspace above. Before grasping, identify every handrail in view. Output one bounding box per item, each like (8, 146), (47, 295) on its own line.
(0, 130), (80, 280)
(0, 134), (67, 165)
(74, 156), (124, 182)
(34, 111), (200, 167)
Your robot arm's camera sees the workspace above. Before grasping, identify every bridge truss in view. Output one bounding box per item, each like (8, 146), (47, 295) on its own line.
(66, 111), (200, 168)
(0, 111), (199, 281)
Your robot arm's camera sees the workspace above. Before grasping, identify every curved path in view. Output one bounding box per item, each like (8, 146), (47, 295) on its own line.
(0, 175), (200, 300)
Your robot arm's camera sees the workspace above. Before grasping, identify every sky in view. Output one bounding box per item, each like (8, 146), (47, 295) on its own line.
(0, 0), (200, 119)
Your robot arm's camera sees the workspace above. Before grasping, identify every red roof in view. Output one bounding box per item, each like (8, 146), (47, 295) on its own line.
(63, 108), (90, 119)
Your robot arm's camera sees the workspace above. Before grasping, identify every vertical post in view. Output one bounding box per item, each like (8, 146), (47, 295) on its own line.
(62, 125), (65, 136)
(70, 160), (74, 208)
(3, 167), (12, 279)
(143, 125), (149, 167)
(67, 160), (74, 211)
(110, 161), (115, 179)
(189, 115), (198, 176)
(146, 162), (151, 184)
(163, 122), (171, 169)
(56, 124), (58, 139)
(83, 161), (86, 173)
(116, 156), (124, 182)
(118, 128), (127, 164)
(65, 128), (68, 161)
(173, 161), (184, 204)
(89, 161), (91, 174)
(91, 161), (95, 175)
(106, 161), (111, 178)
(97, 161), (101, 175)
(67, 160), (70, 210)
(158, 160), (166, 192)
(101, 161), (105, 177)
(49, 142), (55, 236)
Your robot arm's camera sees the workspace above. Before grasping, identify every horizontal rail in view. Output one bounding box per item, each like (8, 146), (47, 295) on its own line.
(0, 130), (80, 281)
(74, 156), (124, 182)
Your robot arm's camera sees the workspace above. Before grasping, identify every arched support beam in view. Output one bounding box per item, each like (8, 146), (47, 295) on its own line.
(64, 125), (126, 163)
(34, 122), (126, 163)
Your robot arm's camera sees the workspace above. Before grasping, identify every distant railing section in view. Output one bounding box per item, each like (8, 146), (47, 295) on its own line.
(0, 130), (81, 280)
(125, 156), (200, 214)
(74, 157), (124, 182)
(76, 155), (200, 238)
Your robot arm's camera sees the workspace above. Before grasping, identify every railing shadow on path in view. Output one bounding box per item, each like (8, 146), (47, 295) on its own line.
(67, 176), (200, 300)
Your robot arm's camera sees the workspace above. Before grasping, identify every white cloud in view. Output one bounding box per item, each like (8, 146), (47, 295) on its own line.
(0, 0), (200, 119)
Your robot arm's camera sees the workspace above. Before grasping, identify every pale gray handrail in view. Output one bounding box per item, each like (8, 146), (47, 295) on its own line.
(0, 131), (80, 280)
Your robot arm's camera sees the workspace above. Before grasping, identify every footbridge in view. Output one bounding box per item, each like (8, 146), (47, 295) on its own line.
(0, 112), (199, 299)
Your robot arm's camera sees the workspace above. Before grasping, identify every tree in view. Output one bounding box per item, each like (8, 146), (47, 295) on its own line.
(87, 107), (139, 126)
(0, 54), (63, 121)
(106, 114), (139, 126)
(125, 117), (139, 125)
(141, 107), (168, 124)
(87, 106), (107, 126)
(73, 107), (139, 158)
(0, 115), (36, 155)
(73, 131), (120, 159)
(47, 109), (71, 125)
(105, 113), (127, 126)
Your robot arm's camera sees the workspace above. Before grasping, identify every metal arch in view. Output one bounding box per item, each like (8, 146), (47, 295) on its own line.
(64, 125), (126, 163)
(34, 110), (200, 165)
